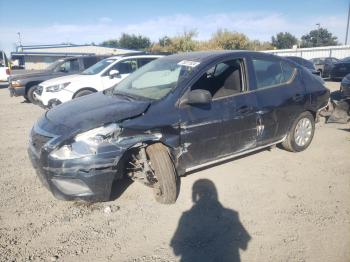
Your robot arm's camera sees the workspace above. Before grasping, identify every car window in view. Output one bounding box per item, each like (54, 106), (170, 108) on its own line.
(138, 58), (156, 67)
(191, 59), (244, 99)
(252, 59), (295, 89)
(114, 59), (138, 74)
(57, 59), (80, 72)
(83, 57), (98, 68)
(332, 58), (339, 63)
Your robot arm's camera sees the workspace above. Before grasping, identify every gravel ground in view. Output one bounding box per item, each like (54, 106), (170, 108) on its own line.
(0, 82), (349, 262)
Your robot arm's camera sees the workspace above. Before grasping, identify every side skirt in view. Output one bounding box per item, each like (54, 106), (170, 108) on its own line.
(185, 136), (286, 173)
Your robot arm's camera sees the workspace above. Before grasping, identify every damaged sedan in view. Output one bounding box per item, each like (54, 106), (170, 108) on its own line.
(28, 51), (330, 204)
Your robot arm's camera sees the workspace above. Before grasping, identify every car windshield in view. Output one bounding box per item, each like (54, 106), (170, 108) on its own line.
(46, 60), (64, 71)
(81, 58), (117, 75)
(112, 57), (197, 100)
(340, 57), (350, 62)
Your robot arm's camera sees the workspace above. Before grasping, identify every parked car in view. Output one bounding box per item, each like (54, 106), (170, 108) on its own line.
(28, 51), (330, 204)
(310, 57), (339, 78)
(34, 55), (162, 108)
(0, 51), (10, 84)
(330, 57), (350, 81)
(8, 55), (105, 103)
(340, 73), (350, 97)
(284, 56), (320, 76)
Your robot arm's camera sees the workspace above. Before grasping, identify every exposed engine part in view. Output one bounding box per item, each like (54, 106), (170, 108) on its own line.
(321, 99), (350, 124)
(127, 147), (158, 187)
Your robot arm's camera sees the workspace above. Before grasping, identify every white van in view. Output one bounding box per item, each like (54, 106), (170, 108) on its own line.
(35, 55), (162, 108)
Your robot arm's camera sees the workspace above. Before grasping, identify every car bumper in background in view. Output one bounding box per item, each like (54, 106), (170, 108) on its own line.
(34, 88), (73, 108)
(340, 83), (350, 97)
(9, 85), (25, 97)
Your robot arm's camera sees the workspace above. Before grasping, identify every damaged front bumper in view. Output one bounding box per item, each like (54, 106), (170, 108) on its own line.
(27, 134), (124, 202)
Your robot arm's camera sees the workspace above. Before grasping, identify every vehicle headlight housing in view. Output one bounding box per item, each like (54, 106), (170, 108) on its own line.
(11, 80), (23, 87)
(50, 123), (120, 160)
(46, 82), (70, 92)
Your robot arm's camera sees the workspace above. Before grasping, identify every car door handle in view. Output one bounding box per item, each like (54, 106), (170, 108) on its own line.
(293, 94), (304, 102)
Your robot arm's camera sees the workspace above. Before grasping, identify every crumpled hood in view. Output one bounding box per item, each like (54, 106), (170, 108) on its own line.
(41, 74), (85, 86)
(10, 70), (49, 81)
(44, 92), (150, 135)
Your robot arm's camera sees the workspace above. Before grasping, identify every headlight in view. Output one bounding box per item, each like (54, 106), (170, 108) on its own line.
(11, 80), (23, 87)
(50, 123), (120, 160)
(46, 82), (70, 92)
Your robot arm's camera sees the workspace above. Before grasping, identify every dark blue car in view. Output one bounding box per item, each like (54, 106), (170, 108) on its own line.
(28, 51), (330, 204)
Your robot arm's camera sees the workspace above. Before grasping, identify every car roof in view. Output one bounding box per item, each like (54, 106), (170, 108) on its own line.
(107, 54), (163, 60)
(163, 50), (276, 63)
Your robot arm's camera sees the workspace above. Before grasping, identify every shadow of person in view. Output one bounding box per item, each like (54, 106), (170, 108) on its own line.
(170, 179), (251, 262)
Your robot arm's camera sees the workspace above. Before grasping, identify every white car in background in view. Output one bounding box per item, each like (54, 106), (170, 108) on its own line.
(34, 55), (162, 108)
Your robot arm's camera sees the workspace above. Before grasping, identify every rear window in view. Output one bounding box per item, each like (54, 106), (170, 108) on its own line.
(252, 59), (296, 89)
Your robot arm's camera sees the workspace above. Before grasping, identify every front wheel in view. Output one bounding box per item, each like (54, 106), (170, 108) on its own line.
(74, 89), (94, 98)
(146, 144), (178, 204)
(281, 111), (315, 152)
(26, 85), (39, 104)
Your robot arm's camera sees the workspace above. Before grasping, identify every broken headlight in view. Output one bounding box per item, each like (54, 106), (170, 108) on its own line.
(50, 123), (120, 160)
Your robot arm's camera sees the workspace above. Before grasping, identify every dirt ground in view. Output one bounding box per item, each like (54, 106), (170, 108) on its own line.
(0, 82), (349, 262)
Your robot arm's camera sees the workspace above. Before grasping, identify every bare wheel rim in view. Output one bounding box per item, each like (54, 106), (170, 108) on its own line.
(294, 117), (312, 147)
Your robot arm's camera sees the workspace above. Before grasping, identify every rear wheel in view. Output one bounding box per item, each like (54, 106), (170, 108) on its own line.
(74, 89), (95, 98)
(146, 144), (178, 204)
(26, 85), (39, 104)
(282, 111), (315, 152)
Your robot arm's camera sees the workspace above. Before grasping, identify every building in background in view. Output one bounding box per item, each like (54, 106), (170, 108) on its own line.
(11, 44), (140, 70)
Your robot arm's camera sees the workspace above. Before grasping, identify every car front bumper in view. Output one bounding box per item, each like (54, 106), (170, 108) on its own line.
(9, 85), (25, 97)
(34, 88), (73, 108)
(27, 137), (123, 202)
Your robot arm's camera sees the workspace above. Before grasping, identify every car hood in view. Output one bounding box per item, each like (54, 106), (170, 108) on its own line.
(44, 92), (150, 135)
(40, 74), (87, 86)
(10, 70), (50, 81)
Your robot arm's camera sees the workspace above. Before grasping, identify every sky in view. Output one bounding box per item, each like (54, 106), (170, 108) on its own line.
(0, 0), (349, 54)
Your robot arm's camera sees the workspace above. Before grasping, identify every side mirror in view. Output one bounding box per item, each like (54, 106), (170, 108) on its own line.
(109, 69), (120, 78)
(185, 89), (212, 105)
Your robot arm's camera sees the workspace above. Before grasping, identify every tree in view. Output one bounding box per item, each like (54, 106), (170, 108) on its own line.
(101, 39), (119, 48)
(118, 33), (151, 50)
(209, 29), (250, 50)
(249, 40), (274, 51)
(301, 28), (338, 47)
(271, 32), (298, 49)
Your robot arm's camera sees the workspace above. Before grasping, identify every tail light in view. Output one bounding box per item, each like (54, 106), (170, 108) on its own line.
(5, 68), (10, 75)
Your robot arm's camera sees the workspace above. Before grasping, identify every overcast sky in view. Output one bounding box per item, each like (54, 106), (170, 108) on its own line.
(0, 0), (348, 54)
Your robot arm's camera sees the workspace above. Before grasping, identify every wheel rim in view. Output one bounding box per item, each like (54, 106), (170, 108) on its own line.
(294, 117), (312, 147)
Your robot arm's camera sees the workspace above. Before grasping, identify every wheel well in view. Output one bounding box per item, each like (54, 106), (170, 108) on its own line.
(307, 110), (316, 120)
(25, 82), (41, 94)
(73, 87), (97, 98)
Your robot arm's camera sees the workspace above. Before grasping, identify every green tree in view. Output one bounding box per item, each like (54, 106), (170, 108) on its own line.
(271, 32), (298, 49)
(210, 29), (250, 50)
(118, 33), (151, 50)
(101, 39), (119, 48)
(301, 28), (338, 47)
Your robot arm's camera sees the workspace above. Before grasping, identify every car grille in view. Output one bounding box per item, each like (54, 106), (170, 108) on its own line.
(36, 85), (43, 96)
(30, 129), (53, 153)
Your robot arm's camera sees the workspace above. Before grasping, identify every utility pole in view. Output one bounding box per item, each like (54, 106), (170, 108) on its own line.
(346, 0), (350, 45)
(17, 32), (22, 51)
(316, 23), (321, 47)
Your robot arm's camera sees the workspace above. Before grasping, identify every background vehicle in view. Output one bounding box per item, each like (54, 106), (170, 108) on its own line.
(8, 55), (105, 103)
(310, 57), (339, 78)
(28, 51), (329, 204)
(0, 51), (10, 84)
(284, 56), (320, 76)
(340, 73), (350, 97)
(35, 55), (162, 108)
(330, 57), (350, 81)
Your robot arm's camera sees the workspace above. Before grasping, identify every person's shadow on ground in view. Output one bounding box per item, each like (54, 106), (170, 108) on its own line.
(170, 179), (251, 262)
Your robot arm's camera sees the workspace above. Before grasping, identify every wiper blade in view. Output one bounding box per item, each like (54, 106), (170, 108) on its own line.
(113, 91), (136, 100)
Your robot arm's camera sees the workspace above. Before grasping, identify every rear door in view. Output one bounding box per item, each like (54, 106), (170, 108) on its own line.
(250, 55), (307, 146)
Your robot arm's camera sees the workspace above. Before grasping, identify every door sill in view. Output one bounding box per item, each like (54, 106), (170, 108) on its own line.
(185, 136), (286, 173)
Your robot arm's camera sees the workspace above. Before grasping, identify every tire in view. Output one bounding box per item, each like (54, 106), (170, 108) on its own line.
(74, 89), (94, 98)
(281, 111), (315, 152)
(26, 85), (39, 104)
(146, 143), (178, 204)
